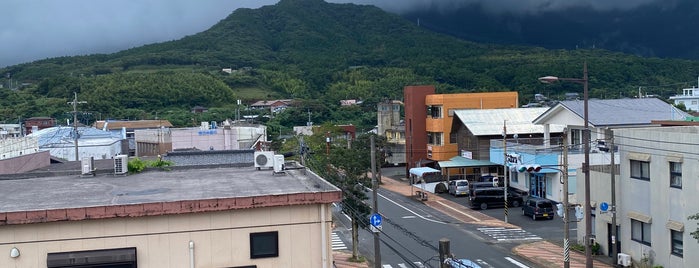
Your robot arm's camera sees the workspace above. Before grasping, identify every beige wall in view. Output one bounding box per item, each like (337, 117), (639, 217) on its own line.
(0, 204), (333, 268)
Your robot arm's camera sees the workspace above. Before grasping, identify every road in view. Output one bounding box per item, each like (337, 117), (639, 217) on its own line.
(333, 187), (540, 268)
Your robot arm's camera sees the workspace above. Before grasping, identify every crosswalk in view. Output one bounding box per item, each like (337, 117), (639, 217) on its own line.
(331, 232), (348, 250)
(477, 227), (542, 241)
(381, 262), (425, 268)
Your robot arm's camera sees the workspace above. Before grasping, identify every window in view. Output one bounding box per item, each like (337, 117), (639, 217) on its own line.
(428, 105), (442, 118)
(250, 231), (279, 259)
(670, 162), (682, 188)
(630, 160), (650, 181)
(631, 219), (651, 245)
(427, 132), (443, 145)
(511, 171), (518, 183)
(671, 230), (683, 257)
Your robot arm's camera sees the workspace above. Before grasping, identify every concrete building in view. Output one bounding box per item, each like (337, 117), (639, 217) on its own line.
(377, 100), (406, 166)
(0, 124), (22, 138)
(0, 136), (50, 174)
(580, 126), (699, 267)
(135, 121), (267, 156)
(0, 160), (341, 268)
(94, 120), (173, 156)
(24, 117), (56, 135)
(669, 81), (699, 112)
(403, 85), (518, 174)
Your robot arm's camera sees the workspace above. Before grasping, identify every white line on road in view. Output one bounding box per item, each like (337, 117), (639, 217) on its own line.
(505, 257), (530, 268)
(376, 192), (447, 224)
(436, 200), (481, 221)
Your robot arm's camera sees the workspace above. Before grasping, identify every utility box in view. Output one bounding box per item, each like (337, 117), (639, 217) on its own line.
(617, 253), (631, 267)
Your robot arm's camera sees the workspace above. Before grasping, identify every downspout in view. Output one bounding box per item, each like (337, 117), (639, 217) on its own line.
(321, 205), (328, 268)
(189, 240), (195, 268)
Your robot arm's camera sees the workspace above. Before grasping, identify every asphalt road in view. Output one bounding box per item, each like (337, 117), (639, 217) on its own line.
(333, 185), (541, 268)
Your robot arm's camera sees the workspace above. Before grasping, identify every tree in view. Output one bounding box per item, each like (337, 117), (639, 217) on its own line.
(689, 213), (699, 242)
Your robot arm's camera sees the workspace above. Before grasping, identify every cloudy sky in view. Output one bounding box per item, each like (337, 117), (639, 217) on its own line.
(0, 0), (666, 67)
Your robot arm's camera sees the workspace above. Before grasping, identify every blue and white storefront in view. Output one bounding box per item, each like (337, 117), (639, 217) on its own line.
(491, 146), (577, 204)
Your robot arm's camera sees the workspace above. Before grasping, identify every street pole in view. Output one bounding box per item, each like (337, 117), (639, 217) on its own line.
(439, 238), (451, 268)
(68, 92), (87, 161)
(370, 135), (381, 268)
(562, 131), (570, 268)
(582, 62), (593, 268)
(503, 120), (508, 223)
(608, 128), (617, 259)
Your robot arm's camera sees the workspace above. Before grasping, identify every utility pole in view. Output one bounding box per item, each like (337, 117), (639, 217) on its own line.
(608, 128), (617, 259)
(370, 135), (381, 268)
(439, 238), (451, 268)
(562, 131), (570, 268)
(502, 120), (508, 223)
(68, 92), (87, 161)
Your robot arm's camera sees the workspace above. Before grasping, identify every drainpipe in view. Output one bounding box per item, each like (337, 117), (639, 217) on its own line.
(189, 240), (195, 268)
(321, 205), (328, 268)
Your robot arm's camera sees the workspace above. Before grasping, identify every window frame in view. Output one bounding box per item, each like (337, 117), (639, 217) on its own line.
(671, 230), (683, 257)
(630, 160), (650, 181)
(670, 161), (682, 189)
(631, 219), (652, 246)
(250, 231), (279, 259)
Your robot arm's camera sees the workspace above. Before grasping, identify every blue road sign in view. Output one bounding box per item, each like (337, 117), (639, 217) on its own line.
(370, 213), (382, 227)
(600, 202), (609, 212)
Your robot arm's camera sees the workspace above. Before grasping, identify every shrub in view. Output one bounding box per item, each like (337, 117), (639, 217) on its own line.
(127, 157), (147, 173)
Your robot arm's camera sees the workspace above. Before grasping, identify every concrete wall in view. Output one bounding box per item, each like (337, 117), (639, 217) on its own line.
(0, 151), (50, 174)
(164, 150), (254, 166)
(0, 204), (333, 268)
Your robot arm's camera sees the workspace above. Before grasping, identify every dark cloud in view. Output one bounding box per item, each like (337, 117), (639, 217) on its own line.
(0, 0), (671, 67)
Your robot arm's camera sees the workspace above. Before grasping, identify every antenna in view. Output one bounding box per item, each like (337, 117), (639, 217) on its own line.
(306, 109), (312, 126)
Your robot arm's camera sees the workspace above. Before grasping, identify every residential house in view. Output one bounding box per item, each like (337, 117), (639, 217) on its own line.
(669, 82), (699, 112)
(0, 124), (22, 138)
(250, 99), (293, 113)
(191, 106), (208, 113)
(24, 117), (55, 135)
(0, 156), (341, 268)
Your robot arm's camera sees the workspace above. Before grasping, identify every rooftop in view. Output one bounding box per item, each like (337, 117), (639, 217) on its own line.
(0, 164), (341, 225)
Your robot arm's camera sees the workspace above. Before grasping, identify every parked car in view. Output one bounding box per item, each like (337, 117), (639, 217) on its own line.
(468, 187), (523, 210)
(448, 180), (469, 196)
(522, 197), (555, 220)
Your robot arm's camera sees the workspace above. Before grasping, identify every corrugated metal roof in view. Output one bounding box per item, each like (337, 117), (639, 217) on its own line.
(546, 98), (690, 126)
(453, 108), (566, 136)
(438, 156), (499, 168)
(29, 126), (122, 147)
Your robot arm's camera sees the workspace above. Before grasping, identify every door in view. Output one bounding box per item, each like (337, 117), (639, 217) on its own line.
(607, 223), (621, 257)
(529, 174), (546, 197)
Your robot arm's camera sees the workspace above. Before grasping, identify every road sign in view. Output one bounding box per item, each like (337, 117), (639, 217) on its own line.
(600, 202), (609, 212)
(370, 213), (382, 227)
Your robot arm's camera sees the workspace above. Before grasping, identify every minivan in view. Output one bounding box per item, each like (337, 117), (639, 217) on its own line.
(468, 187), (523, 210)
(522, 197), (555, 220)
(448, 180), (469, 196)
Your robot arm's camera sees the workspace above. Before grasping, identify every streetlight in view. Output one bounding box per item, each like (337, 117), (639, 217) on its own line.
(539, 62), (591, 268)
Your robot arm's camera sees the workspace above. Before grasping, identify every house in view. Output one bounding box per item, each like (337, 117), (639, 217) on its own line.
(94, 120), (174, 156)
(0, 123), (22, 138)
(403, 85), (519, 173)
(669, 83), (699, 111)
(29, 126), (124, 161)
(0, 156), (341, 268)
(581, 126), (698, 267)
(250, 99), (293, 113)
(191, 106), (208, 113)
(23, 117), (56, 135)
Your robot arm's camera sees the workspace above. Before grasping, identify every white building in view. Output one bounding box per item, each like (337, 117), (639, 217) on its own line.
(669, 80), (699, 112)
(581, 126), (699, 267)
(29, 126), (123, 161)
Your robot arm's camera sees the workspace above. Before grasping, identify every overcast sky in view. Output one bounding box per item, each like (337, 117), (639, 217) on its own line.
(0, 0), (665, 67)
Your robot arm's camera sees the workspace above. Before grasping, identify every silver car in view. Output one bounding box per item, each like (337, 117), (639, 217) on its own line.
(448, 180), (469, 196)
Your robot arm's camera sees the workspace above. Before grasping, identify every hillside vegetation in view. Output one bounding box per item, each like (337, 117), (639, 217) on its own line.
(2, 0), (699, 131)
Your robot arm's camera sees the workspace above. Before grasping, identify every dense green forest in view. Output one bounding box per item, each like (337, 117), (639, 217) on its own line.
(2, 0), (699, 132)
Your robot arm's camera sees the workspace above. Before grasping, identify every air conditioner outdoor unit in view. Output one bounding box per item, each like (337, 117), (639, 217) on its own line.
(81, 156), (95, 176)
(617, 253), (631, 267)
(114, 155), (128, 175)
(273, 154), (285, 173)
(254, 151), (275, 170)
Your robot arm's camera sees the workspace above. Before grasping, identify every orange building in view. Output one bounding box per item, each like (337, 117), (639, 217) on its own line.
(404, 86), (518, 172)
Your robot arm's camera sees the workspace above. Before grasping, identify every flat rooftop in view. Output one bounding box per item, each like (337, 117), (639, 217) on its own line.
(0, 165), (341, 225)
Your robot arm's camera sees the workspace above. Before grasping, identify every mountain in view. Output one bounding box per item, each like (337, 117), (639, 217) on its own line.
(402, 0), (699, 60)
(2, 0), (699, 129)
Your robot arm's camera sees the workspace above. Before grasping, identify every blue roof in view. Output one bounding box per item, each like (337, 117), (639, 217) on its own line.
(29, 126), (121, 147)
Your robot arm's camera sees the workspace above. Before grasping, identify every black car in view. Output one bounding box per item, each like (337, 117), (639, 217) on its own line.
(468, 187), (523, 210)
(522, 197), (555, 220)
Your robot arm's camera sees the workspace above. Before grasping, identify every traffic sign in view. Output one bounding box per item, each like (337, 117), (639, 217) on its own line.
(600, 202), (609, 212)
(370, 213), (382, 227)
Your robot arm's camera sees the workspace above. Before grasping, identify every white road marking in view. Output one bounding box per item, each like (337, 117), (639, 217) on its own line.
(436, 200), (481, 221)
(505, 256), (530, 268)
(377, 192), (447, 224)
